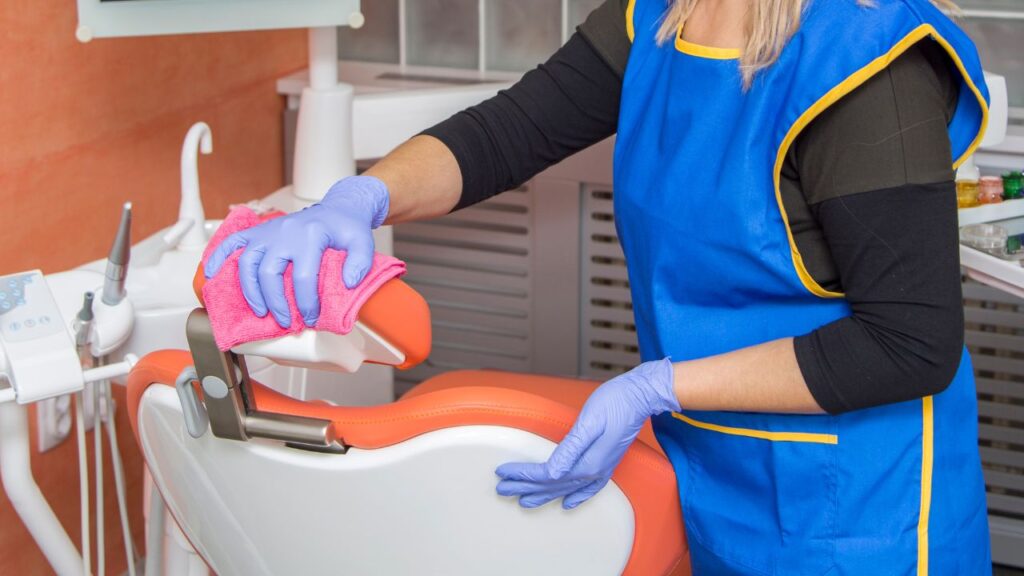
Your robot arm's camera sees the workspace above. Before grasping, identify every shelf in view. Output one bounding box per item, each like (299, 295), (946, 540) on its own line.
(958, 197), (1024, 227)
(960, 199), (1024, 299)
(961, 244), (1024, 300)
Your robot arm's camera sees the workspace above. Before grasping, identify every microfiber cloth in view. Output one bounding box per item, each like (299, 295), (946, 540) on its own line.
(201, 205), (406, 351)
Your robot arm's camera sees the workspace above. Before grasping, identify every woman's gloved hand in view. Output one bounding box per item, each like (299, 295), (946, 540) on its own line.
(495, 358), (679, 509)
(203, 175), (390, 329)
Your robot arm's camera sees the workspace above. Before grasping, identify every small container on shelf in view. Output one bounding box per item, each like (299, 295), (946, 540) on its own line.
(979, 176), (1004, 204)
(957, 180), (980, 208)
(961, 222), (1024, 260)
(1002, 171), (1024, 200)
(956, 159), (981, 208)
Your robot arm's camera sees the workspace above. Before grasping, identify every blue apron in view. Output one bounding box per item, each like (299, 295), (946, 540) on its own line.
(614, 0), (991, 574)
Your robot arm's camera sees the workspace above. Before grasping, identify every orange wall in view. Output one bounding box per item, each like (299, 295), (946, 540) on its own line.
(0, 2), (307, 572)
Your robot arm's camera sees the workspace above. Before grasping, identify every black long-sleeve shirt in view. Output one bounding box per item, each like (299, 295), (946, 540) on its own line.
(423, 6), (966, 414)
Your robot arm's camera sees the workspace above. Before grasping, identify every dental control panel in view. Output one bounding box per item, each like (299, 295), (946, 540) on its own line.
(0, 271), (83, 404)
(0, 272), (63, 342)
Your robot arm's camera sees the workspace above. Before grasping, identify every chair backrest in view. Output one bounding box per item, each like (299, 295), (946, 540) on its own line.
(127, 353), (689, 576)
(127, 270), (691, 574)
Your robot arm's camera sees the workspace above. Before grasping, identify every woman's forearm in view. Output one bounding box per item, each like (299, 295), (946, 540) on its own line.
(365, 135), (463, 224)
(672, 338), (825, 414)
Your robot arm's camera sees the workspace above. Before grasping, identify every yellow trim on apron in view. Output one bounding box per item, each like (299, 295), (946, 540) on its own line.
(918, 396), (935, 576)
(772, 24), (990, 299)
(626, 0), (636, 43)
(675, 27), (742, 60)
(672, 412), (839, 444)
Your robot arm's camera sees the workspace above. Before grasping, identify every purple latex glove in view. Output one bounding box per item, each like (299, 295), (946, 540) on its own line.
(496, 358), (679, 509)
(203, 175), (390, 328)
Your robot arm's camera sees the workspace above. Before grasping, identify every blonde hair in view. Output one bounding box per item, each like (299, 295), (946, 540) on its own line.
(655, 0), (960, 87)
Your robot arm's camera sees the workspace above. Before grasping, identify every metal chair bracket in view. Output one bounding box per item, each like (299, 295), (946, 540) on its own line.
(182, 308), (348, 454)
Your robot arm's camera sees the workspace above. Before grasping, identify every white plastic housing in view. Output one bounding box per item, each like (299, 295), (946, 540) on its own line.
(137, 385), (635, 576)
(292, 84), (356, 201)
(80, 235), (206, 360)
(45, 270), (136, 360)
(233, 321), (404, 374)
(0, 272), (84, 404)
(276, 61), (516, 163)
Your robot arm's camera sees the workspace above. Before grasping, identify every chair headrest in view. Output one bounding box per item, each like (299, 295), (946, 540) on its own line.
(192, 264), (431, 370)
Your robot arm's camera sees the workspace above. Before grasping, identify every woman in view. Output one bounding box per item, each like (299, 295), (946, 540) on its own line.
(205, 0), (991, 572)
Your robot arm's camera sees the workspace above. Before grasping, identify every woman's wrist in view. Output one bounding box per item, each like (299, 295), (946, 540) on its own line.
(321, 175), (391, 229)
(635, 357), (681, 414)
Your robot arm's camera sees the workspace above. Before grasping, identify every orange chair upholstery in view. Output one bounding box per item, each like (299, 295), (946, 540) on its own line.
(406, 370), (667, 457)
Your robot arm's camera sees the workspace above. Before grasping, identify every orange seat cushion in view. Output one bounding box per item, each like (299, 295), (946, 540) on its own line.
(127, 353), (688, 576)
(405, 370), (665, 457)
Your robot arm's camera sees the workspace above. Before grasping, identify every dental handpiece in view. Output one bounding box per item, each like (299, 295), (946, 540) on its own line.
(73, 292), (95, 363)
(102, 202), (132, 306)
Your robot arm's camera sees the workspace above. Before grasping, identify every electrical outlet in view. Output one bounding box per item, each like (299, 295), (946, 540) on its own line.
(36, 394), (73, 452)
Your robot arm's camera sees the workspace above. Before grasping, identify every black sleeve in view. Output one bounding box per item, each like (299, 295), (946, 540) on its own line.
(421, 30), (623, 211)
(792, 40), (965, 414)
(578, 0), (632, 77)
(794, 183), (965, 414)
(792, 40), (959, 204)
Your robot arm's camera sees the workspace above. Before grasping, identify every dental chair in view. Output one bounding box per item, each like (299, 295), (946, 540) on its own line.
(125, 272), (689, 576)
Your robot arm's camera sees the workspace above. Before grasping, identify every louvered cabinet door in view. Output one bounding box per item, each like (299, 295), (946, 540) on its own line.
(393, 187), (537, 394)
(963, 279), (1024, 569)
(579, 186), (640, 381)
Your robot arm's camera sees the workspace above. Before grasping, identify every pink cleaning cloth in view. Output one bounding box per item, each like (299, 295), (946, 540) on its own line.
(201, 206), (406, 351)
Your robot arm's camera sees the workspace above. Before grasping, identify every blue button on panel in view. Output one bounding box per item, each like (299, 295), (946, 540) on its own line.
(16, 299), (25, 307)
(23, 276), (33, 284)
(12, 288), (22, 298)
(9, 322), (19, 332)
(1, 301), (10, 311)
(0, 292), (6, 300)
(7, 279), (16, 288)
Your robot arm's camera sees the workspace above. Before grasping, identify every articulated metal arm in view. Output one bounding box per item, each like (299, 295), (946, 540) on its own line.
(181, 309), (346, 453)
